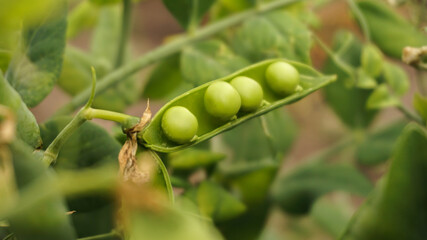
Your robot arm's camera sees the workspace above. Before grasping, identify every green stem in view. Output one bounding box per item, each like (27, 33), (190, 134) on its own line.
(259, 116), (278, 161)
(42, 109), (87, 166)
(313, 34), (355, 78)
(150, 151), (175, 205)
(78, 231), (120, 240)
(115, 0), (132, 68)
(345, 0), (371, 42)
(188, 0), (199, 34)
(306, 135), (355, 163)
(53, 0), (305, 116)
(397, 104), (424, 125)
(83, 108), (138, 124)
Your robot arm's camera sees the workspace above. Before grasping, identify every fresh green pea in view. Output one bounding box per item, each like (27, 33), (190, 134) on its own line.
(204, 81), (241, 119)
(140, 59), (336, 152)
(265, 61), (300, 96)
(230, 76), (263, 112)
(161, 106), (198, 144)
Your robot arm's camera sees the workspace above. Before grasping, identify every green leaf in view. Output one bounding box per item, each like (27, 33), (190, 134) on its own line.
(40, 116), (120, 237)
(223, 109), (297, 163)
(143, 54), (192, 100)
(357, 0), (427, 58)
(162, 0), (215, 30)
(310, 196), (353, 238)
(355, 68), (377, 89)
(5, 0), (67, 107)
(67, 1), (100, 39)
(197, 181), (246, 222)
(356, 121), (407, 165)
(169, 148), (225, 170)
(231, 11), (312, 64)
(271, 163), (373, 215)
(366, 84), (400, 109)
(413, 93), (427, 122)
(89, 0), (121, 5)
(341, 124), (427, 240)
(8, 139), (76, 240)
(181, 40), (250, 86)
(382, 62), (409, 96)
(141, 59), (335, 153)
(361, 44), (383, 78)
(0, 72), (41, 148)
(323, 31), (377, 128)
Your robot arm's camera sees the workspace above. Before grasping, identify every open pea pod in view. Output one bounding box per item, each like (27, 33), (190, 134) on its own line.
(140, 59), (336, 152)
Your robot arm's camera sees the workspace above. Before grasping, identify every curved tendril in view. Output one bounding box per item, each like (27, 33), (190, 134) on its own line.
(84, 67), (97, 109)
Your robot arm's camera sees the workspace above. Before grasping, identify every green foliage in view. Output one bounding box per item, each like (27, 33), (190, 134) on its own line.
(366, 84), (400, 109)
(5, 0), (67, 107)
(196, 181), (246, 221)
(382, 62), (409, 96)
(181, 40), (249, 86)
(8, 139), (76, 240)
(413, 93), (427, 123)
(162, 0), (215, 30)
(271, 163), (373, 215)
(169, 148), (225, 170)
(356, 121), (407, 165)
(361, 44), (383, 78)
(0, 72), (41, 148)
(357, 0), (427, 58)
(341, 124), (427, 240)
(231, 11), (312, 64)
(67, 1), (100, 39)
(40, 117), (120, 237)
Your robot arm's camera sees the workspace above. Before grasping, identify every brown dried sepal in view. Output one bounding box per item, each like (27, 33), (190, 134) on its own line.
(402, 46), (427, 70)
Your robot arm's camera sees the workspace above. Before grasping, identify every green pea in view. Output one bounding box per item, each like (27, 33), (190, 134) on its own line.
(204, 81), (241, 119)
(161, 106), (198, 144)
(230, 76), (263, 112)
(265, 61), (300, 96)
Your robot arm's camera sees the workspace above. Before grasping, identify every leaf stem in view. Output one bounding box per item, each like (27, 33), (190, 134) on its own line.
(150, 151), (175, 205)
(78, 230), (120, 240)
(54, 0), (305, 116)
(115, 0), (132, 68)
(345, 0), (371, 42)
(397, 104), (424, 125)
(83, 108), (139, 125)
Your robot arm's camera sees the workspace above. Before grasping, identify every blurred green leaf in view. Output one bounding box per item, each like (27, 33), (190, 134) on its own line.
(5, 0), (67, 107)
(355, 68), (377, 89)
(231, 11), (312, 64)
(413, 93), (427, 122)
(361, 44), (383, 78)
(222, 109), (297, 163)
(382, 62), (409, 96)
(323, 31), (377, 128)
(180, 39), (249, 86)
(0, 72), (41, 148)
(169, 148), (225, 170)
(341, 124), (427, 240)
(271, 163), (373, 215)
(357, 0), (427, 58)
(8, 140), (76, 240)
(366, 84), (400, 109)
(197, 181), (246, 222)
(90, 0), (121, 5)
(67, 1), (100, 39)
(162, 0), (215, 30)
(356, 121), (407, 165)
(310, 196), (353, 238)
(143, 54), (192, 100)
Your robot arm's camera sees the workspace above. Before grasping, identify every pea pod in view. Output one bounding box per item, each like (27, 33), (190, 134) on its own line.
(140, 59), (336, 152)
(0, 72), (42, 148)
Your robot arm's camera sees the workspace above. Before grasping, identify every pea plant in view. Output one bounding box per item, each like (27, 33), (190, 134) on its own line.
(1, 0), (427, 239)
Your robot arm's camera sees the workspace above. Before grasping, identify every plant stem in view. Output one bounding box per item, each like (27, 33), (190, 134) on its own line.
(397, 104), (424, 125)
(54, 0), (305, 116)
(259, 116), (278, 160)
(345, 0), (371, 42)
(42, 109), (87, 166)
(83, 108), (138, 124)
(115, 0), (132, 68)
(78, 231), (120, 240)
(313, 34), (355, 78)
(306, 135), (355, 163)
(150, 151), (175, 205)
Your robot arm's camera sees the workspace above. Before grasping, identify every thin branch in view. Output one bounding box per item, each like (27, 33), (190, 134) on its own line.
(115, 0), (132, 68)
(345, 0), (371, 42)
(53, 0), (305, 116)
